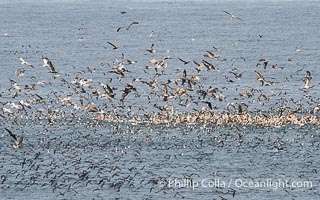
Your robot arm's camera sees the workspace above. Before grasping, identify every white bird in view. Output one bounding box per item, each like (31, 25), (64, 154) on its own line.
(223, 11), (243, 21)
(42, 56), (50, 67)
(303, 71), (312, 89)
(18, 57), (34, 68)
(42, 56), (57, 73)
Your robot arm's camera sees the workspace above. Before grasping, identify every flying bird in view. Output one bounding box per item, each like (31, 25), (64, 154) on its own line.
(126, 21), (139, 30)
(254, 70), (265, 86)
(18, 56), (34, 68)
(16, 68), (25, 77)
(303, 70), (312, 89)
(204, 51), (220, 59)
(4, 128), (24, 148)
(178, 57), (190, 65)
(116, 27), (124, 32)
(42, 56), (50, 67)
(256, 58), (269, 69)
(107, 41), (119, 50)
(223, 10), (243, 21)
(146, 43), (156, 53)
(4, 128), (17, 141)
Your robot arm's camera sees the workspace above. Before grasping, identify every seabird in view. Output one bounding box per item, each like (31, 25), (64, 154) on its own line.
(178, 57), (190, 65)
(126, 21), (139, 30)
(16, 68), (25, 77)
(149, 31), (154, 37)
(4, 128), (24, 148)
(107, 41), (119, 50)
(229, 71), (242, 79)
(256, 58), (269, 69)
(203, 51), (220, 59)
(146, 43), (156, 53)
(116, 27), (124, 32)
(4, 128), (17, 141)
(303, 70), (312, 89)
(254, 70), (265, 86)
(18, 56), (34, 68)
(223, 10), (243, 21)
(42, 56), (50, 67)
(202, 60), (215, 70)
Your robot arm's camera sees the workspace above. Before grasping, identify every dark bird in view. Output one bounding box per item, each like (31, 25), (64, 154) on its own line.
(116, 27), (124, 32)
(203, 101), (213, 110)
(126, 21), (139, 30)
(256, 58), (269, 69)
(47, 61), (57, 73)
(229, 71), (242, 79)
(146, 43), (156, 53)
(107, 41), (119, 50)
(4, 128), (17, 141)
(178, 57), (190, 65)
(4, 128), (24, 148)
(223, 10), (243, 21)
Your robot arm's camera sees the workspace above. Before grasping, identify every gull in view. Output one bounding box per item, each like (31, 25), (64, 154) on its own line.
(9, 79), (21, 91)
(149, 31), (154, 37)
(254, 70), (265, 86)
(107, 41), (119, 50)
(16, 68), (25, 77)
(311, 104), (320, 115)
(42, 56), (58, 73)
(146, 43), (156, 53)
(47, 61), (58, 73)
(42, 56), (50, 67)
(203, 51), (220, 59)
(4, 128), (24, 148)
(193, 60), (204, 73)
(223, 11), (243, 21)
(254, 70), (274, 86)
(303, 70), (312, 89)
(256, 58), (269, 69)
(202, 60), (215, 70)
(18, 56), (34, 68)
(126, 21), (139, 30)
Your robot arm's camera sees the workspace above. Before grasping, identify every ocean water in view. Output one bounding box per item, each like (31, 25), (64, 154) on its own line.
(0, 0), (320, 199)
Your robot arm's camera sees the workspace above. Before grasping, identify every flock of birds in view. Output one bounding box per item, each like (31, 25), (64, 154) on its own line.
(1, 10), (320, 149)
(1, 7), (320, 200)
